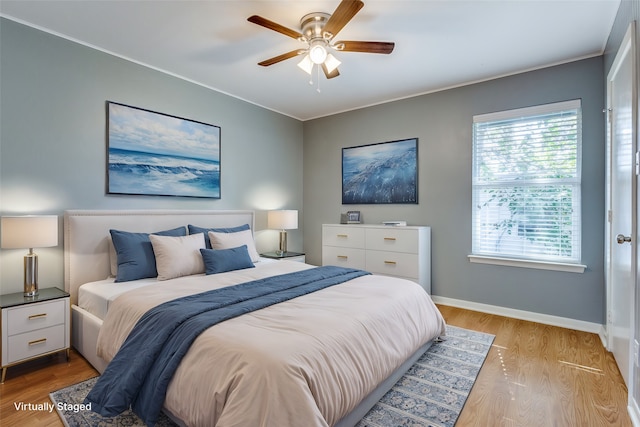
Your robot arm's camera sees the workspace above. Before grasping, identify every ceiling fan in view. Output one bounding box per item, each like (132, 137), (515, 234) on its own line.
(248, 0), (394, 81)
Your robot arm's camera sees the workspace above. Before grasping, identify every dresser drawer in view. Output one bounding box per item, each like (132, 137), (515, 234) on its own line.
(322, 246), (366, 269)
(6, 299), (66, 336)
(322, 226), (365, 248)
(366, 251), (419, 279)
(7, 324), (66, 364)
(365, 228), (419, 253)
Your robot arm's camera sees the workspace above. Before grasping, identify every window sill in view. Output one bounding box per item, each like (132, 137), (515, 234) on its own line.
(468, 255), (586, 273)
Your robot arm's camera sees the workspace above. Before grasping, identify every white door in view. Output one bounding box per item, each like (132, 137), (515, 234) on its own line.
(606, 22), (636, 389)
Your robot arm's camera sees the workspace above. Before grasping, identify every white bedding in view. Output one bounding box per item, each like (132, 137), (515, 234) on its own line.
(78, 258), (278, 320)
(95, 260), (446, 427)
(78, 277), (154, 320)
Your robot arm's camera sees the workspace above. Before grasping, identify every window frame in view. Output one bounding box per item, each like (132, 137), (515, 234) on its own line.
(469, 100), (586, 273)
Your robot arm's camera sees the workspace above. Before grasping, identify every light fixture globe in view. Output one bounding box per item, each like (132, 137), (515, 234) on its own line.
(308, 40), (328, 64)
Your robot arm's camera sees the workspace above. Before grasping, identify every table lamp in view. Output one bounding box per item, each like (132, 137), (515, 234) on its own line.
(267, 210), (298, 256)
(1, 215), (58, 297)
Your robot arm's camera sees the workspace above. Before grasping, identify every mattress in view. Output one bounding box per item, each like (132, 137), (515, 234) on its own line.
(78, 277), (155, 320)
(78, 257), (278, 320)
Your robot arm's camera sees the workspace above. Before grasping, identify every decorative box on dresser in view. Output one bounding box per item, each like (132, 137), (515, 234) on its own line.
(0, 287), (70, 382)
(322, 224), (431, 293)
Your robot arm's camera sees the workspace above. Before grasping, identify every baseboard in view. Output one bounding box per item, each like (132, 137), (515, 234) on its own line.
(431, 296), (607, 345)
(629, 398), (640, 427)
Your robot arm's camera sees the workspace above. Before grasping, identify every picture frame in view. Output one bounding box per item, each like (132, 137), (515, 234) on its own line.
(346, 211), (361, 224)
(106, 101), (221, 199)
(340, 211), (361, 224)
(342, 138), (418, 204)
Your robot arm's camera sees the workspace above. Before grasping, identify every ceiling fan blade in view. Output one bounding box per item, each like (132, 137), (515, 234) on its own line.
(248, 15), (303, 40)
(258, 50), (305, 67)
(337, 41), (395, 54)
(323, 0), (364, 39)
(322, 63), (340, 79)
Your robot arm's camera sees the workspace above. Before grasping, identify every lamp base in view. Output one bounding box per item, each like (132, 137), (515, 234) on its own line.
(277, 230), (288, 256)
(24, 251), (38, 297)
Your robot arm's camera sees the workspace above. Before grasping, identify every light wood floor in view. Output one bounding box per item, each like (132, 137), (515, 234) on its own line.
(0, 305), (632, 426)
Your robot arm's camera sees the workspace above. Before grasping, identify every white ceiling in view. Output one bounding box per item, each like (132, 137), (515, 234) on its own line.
(0, 1), (620, 121)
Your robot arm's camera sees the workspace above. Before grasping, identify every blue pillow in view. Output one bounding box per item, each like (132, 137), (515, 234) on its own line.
(110, 226), (186, 282)
(200, 245), (255, 275)
(188, 224), (250, 249)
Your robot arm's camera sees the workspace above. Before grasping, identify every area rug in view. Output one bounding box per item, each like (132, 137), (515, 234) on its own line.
(49, 325), (494, 427)
(356, 325), (494, 427)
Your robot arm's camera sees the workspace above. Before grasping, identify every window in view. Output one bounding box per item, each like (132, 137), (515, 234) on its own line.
(471, 100), (583, 271)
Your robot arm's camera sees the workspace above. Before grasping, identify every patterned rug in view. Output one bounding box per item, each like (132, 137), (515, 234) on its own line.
(50, 325), (493, 427)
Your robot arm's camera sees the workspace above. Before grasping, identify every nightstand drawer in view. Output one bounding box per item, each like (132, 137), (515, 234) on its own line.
(6, 300), (66, 336)
(7, 324), (66, 364)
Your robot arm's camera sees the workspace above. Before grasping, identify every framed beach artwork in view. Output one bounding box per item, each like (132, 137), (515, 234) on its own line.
(107, 101), (221, 198)
(342, 138), (418, 204)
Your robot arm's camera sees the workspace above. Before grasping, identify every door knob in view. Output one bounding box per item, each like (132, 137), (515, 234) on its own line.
(616, 234), (632, 244)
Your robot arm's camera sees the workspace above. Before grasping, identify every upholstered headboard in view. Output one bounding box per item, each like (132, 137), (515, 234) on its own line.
(64, 209), (255, 305)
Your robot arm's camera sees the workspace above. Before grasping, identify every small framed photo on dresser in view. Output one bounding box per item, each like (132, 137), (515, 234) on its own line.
(347, 211), (361, 224)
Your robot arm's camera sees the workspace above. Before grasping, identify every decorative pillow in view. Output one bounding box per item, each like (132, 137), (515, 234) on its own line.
(200, 246), (255, 275)
(110, 226), (186, 282)
(208, 229), (260, 262)
(188, 224), (250, 249)
(149, 233), (205, 281)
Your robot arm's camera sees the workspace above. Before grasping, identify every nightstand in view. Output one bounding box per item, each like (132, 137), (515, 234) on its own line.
(0, 287), (70, 383)
(261, 251), (306, 263)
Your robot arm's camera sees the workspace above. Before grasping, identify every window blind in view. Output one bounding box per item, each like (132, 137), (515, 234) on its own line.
(472, 100), (582, 264)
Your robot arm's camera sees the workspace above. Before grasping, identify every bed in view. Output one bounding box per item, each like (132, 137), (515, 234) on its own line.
(64, 209), (446, 427)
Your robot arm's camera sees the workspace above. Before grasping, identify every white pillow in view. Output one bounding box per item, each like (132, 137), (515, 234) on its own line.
(208, 229), (260, 262)
(149, 233), (205, 281)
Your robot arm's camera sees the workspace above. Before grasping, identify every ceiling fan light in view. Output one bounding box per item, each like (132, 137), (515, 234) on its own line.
(309, 41), (328, 64)
(297, 55), (313, 74)
(324, 53), (341, 73)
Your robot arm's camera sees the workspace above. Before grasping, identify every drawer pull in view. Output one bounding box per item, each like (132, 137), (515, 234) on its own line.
(337, 234), (349, 238)
(384, 261), (397, 265)
(28, 338), (47, 346)
(337, 255), (348, 259)
(28, 313), (47, 320)
(383, 237), (397, 241)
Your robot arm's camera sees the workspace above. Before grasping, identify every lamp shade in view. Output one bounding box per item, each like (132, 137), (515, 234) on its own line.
(297, 55), (314, 75)
(1, 215), (58, 249)
(267, 210), (298, 230)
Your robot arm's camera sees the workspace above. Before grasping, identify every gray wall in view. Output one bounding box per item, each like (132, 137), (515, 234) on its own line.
(0, 18), (304, 294)
(303, 57), (605, 324)
(604, 0), (638, 75)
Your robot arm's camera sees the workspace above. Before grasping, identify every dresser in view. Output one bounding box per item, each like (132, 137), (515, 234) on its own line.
(0, 287), (70, 382)
(322, 224), (431, 293)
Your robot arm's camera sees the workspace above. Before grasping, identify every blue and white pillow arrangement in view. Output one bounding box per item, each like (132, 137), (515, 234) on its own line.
(109, 224), (258, 283)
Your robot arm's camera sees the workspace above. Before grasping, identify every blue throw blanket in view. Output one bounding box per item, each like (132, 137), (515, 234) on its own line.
(85, 265), (370, 426)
